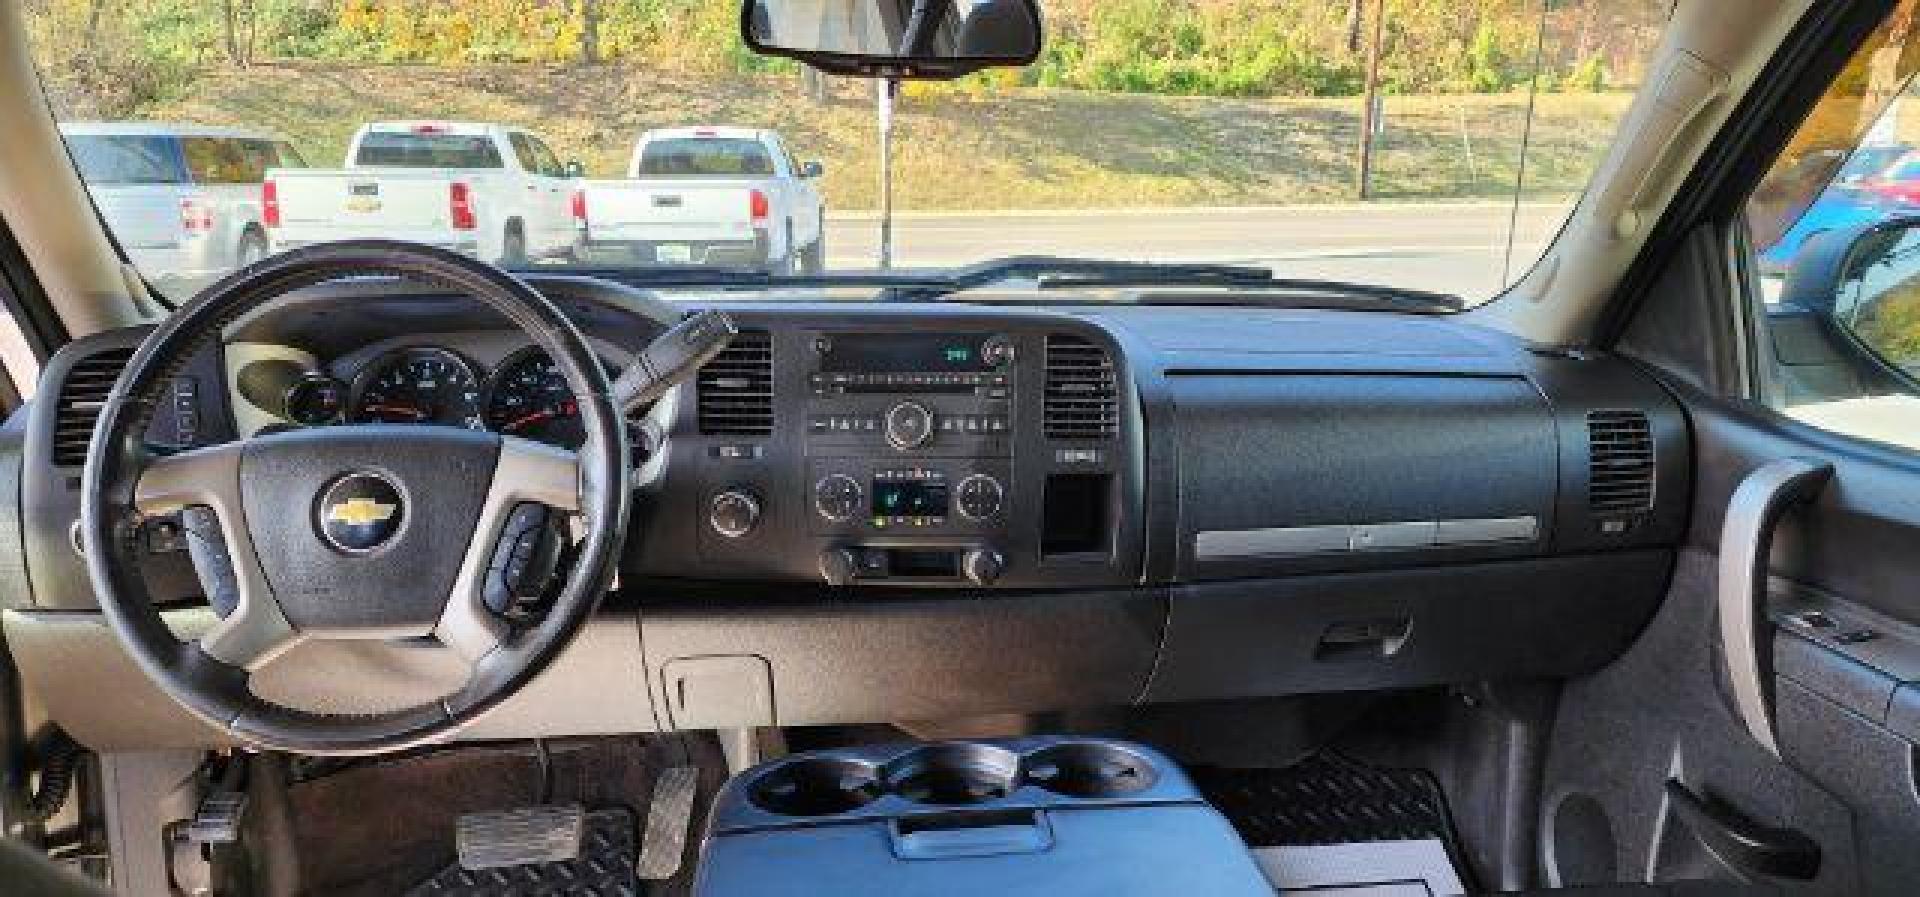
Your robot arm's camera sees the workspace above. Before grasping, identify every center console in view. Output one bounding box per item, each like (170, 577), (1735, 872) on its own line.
(642, 310), (1145, 591)
(694, 738), (1270, 896)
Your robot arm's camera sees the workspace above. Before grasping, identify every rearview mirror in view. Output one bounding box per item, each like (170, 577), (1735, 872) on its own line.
(564, 160), (584, 178)
(742, 0), (1042, 79)
(800, 160), (824, 178)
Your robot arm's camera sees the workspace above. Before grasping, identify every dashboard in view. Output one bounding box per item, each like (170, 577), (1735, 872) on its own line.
(1, 276), (1700, 746)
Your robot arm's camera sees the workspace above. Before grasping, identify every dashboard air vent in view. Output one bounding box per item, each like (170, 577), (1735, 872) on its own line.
(1044, 334), (1117, 440)
(1587, 409), (1654, 516)
(697, 329), (773, 436)
(52, 347), (135, 467)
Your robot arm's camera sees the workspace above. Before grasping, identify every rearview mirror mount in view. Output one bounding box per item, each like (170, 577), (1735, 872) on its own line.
(741, 0), (1042, 80)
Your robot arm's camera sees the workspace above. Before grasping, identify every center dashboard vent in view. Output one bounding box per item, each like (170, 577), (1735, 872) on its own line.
(1587, 409), (1654, 516)
(1044, 334), (1117, 440)
(697, 329), (773, 436)
(52, 347), (135, 467)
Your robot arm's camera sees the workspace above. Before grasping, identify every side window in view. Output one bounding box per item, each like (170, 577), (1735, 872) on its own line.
(232, 140), (278, 182)
(527, 137), (564, 178)
(506, 133), (539, 173)
(272, 141), (309, 168)
(180, 137), (252, 185)
(1745, 11), (1920, 453)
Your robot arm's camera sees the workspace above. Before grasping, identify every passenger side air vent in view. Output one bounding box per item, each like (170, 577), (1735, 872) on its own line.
(697, 329), (773, 436)
(1044, 334), (1117, 440)
(1587, 409), (1654, 517)
(51, 347), (135, 467)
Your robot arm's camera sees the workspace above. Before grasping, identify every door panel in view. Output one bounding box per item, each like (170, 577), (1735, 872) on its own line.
(1540, 377), (1920, 895)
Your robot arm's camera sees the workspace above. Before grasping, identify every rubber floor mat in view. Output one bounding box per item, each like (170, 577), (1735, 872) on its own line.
(406, 806), (638, 896)
(1190, 753), (1457, 847)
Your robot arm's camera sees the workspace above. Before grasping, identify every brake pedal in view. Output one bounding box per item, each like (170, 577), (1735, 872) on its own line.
(454, 804), (585, 871)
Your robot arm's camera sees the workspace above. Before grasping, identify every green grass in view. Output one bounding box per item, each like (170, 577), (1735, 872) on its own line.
(139, 62), (1633, 211)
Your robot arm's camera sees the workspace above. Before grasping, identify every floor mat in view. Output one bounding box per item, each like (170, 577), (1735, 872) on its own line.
(405, 807), (639, 897)
(1192, 754), (1469, 896)
(286, 733), (727, 897)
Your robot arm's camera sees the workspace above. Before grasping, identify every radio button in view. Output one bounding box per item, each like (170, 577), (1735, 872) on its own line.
(957, 474), (1005, 521)
(815, 474), (863, 523)
(885, 401), (935, 450)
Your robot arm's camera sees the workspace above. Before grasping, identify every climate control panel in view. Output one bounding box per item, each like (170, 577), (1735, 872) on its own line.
(808, 460), (1010, 534)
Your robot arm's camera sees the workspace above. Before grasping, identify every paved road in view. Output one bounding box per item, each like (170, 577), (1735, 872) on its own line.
(822, 201), (1574, 299)
(151, 200), (1574, 303)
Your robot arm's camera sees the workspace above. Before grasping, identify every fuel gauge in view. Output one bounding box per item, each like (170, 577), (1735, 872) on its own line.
(284, 374), (345, 426)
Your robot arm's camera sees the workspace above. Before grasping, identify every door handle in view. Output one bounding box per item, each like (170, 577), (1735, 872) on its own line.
(1664, 779), (1821, 880)
(1718, 458), (1832, 756)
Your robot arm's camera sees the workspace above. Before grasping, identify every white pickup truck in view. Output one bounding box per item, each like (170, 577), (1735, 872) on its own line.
(576, 127), (826, 272)
(263, 121), (580, 265)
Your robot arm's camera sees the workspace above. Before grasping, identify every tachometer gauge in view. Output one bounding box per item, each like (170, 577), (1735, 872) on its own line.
(484, 348), (584, 448)
(350, 348), (483, 429)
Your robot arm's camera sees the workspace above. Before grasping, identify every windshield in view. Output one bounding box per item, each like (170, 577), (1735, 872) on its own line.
(26, 0), (1669, 304)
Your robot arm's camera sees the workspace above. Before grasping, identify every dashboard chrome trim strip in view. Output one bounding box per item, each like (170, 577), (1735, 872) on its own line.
(1193, 515), (1539, 560)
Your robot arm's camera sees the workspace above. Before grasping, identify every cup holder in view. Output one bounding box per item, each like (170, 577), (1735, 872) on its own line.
(1022, 741), (1159, 798)
(882, 743), (1022, 806)
(748, 757), (883, 817)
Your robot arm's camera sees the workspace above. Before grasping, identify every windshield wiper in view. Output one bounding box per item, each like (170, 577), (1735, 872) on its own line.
(554, 257), (1462, 312)
(894, 255), (1463, 311)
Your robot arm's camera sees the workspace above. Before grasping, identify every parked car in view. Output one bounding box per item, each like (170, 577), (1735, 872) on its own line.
(576, 126), (826, 271)
(264, 121), (580, 265)
(1758, 183), (1908, 276)
(1855, 147), (1920, 205)
(59, 122), (307, 285)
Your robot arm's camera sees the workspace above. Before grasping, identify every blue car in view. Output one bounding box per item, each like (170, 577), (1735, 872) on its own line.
(1759, 184), (1907, 274)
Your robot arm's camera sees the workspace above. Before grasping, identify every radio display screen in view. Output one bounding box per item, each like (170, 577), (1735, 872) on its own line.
(820, 333), (991, 373)
(872, 479), (950, 518)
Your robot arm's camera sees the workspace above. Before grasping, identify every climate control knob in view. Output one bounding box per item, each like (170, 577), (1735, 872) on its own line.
(708, 489), (761, 538)
(819, 548), (859, 586)
(961, 547), (1006, 586)
(814, 474), (863, 522)
(885, 401), (934, 450)
(956, 473), (1005, 521)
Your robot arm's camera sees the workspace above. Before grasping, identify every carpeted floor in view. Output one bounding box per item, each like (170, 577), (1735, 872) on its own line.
(285, 733), (727, 897)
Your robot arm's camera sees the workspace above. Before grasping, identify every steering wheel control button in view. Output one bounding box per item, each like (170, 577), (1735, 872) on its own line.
(316, 472), (405, 554)
(181, 506), (240, 619)
(710, 489), (762, 538)
(814, 474), (863, 522)
(885, 401), (934, 450)
(487, 503), (559, 617)
(956, 474), (1005, 521)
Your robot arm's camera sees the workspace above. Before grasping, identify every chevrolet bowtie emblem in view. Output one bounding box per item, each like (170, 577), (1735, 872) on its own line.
(326, 497), (396, 527)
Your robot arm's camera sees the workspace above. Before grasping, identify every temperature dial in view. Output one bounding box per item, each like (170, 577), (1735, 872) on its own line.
(814, 474), (863, 523)
(956, 474), (1005, 521)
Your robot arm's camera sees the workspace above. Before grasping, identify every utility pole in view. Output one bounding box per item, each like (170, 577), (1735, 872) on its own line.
(1355, 0), (1386, 199)
(877, 78), (898, 270)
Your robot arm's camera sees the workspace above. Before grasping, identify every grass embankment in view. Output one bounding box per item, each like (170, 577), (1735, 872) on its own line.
(143, 62), (1632, 211)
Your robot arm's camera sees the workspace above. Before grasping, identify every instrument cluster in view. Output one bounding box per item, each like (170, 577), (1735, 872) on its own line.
(285, 345), (603, 450)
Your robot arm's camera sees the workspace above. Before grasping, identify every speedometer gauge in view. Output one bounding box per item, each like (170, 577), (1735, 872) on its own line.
(484, 348), (584, 448)
(351, 347), (483, 429)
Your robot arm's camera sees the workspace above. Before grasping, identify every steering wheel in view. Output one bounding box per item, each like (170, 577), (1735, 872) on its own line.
(79, 241), (638, 755)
